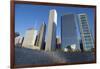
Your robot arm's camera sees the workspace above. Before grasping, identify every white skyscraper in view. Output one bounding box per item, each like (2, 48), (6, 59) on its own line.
(45, 9), (57, 51)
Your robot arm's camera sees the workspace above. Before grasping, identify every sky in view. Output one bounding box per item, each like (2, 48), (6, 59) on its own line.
(15, 4), (95, 40)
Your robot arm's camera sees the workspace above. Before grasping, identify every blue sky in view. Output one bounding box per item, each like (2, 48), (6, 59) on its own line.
(15, 4), (95, 39)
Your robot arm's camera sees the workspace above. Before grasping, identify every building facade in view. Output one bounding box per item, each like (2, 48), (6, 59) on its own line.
(61, 14), (80, 51)
(45, 9), (57, 51)
(56, 37), (61, 49)
(15, 36), (24, 47)
(34, 22), (46, 50)
(22, 28), (37, 49)
(78, 13), (94, 51)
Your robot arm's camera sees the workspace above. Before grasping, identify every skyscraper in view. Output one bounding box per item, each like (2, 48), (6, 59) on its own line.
(34, 22), (46, 50)
(56, 37), (61, 49)
(15, 36), (24, 47)
(78, 13), (94, 51)
(61, 14), (80, 50)
(45, 9), (57, 51)
(22, 28), (37, 49)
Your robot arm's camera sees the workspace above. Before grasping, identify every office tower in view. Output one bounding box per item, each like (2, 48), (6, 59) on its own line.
(34, 22), (46, 50)
(56, 37), (61, 49)
(15, 36), (19, 46)
(15, 36), (24, 46)
(80, 39), (84, 52)
(78, 13), (94, 51)
(45, 9), (57, 51)
(61, 14), (80, 50)
(22, 28), (37, 49)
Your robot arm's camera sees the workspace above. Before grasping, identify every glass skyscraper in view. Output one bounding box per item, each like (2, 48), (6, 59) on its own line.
(61, 14), (80, 50)
(78, 13), (94, 51)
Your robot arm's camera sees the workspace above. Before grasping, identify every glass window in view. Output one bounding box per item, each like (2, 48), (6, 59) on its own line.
(84, 33), (90, 35)
(82, 24), (86, 26)
(80, 16), (86, 19)
(82, 29), (89, 33)
(82, 26), (88, 28)
(85, 41), (92, 44)
(81, 20), (86, 22)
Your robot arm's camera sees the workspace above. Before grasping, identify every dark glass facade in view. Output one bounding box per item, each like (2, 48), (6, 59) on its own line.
(61, 14), (80, 50)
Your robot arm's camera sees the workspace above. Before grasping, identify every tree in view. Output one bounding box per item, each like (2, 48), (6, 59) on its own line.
(66, 45), (73, 52)
(66, 45), (71, 50)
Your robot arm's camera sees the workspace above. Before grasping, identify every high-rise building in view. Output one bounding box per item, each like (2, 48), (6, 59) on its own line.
(15, 36), (24, 47)
(45, 9), (57, 51)
(34, 22), (46, 50)
(22, 28), (37, 49)
(78, 13), (94, 51)
(56, 37), (61, 49)
(15, 36), (20, 46)
(61, 14), (80, 50)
